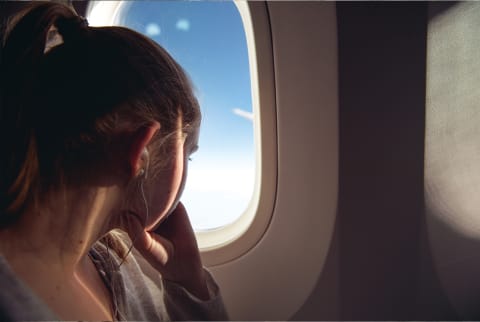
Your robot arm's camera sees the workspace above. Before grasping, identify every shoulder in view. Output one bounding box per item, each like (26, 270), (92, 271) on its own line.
(90, 234), (229, 321)
(0, 256), (57, 321)
(90, 235), (170, 320)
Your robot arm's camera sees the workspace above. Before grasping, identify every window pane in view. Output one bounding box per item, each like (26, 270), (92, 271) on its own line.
(118, 1), (255, 231)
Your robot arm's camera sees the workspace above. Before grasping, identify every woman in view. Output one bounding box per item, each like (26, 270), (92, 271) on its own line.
(0, 2), (227, 320)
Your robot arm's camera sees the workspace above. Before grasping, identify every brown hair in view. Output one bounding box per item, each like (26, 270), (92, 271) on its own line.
(0, 2), (200, 230)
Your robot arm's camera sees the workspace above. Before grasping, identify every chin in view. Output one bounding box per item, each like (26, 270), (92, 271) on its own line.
(145, 216), (165, 232)
(146, 200), (181, 231)
(145, 209), (170, 231)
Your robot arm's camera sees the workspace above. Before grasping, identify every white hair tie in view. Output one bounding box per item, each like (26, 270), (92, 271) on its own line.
(44, 26), (63, 53)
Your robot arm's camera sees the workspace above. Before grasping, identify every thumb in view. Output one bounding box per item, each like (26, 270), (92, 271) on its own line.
(124, 212), (143, 240)
(124, 212), (175, 268)
(135, 230), (174, 267)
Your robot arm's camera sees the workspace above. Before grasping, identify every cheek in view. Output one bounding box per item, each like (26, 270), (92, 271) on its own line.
(171, 153), (185, 200)
(177, 152), (189, 196)
(145, 150), (185, 229)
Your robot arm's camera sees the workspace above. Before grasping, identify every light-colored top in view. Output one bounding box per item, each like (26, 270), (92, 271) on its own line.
(0, 241), (228, 321)
(89, 241), (228, 321)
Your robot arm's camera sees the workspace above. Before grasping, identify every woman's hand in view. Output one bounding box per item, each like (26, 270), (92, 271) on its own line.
(127, 202), (210, 300)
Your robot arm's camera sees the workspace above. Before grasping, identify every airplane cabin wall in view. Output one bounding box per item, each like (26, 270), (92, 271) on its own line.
(293, 2), (460, 320)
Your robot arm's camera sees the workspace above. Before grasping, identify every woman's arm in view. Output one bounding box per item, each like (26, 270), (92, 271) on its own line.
(126, 202), (229, 320)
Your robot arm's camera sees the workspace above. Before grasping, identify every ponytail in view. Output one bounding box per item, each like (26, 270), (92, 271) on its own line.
(0, 2), (86, 226)
(0, 1), (201, 232)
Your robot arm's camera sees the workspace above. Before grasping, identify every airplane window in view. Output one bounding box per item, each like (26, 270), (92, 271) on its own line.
(111, 1), (256, 232)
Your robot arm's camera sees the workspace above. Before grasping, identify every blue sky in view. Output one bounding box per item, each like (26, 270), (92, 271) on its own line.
(120, 1), (255, 230)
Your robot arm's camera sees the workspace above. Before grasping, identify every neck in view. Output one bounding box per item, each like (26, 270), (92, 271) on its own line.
(0, 186), (119, 274)
(0, 186), (121, 321)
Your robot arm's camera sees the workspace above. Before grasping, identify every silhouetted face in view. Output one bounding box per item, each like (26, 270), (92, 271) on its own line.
(143, 115), (199, 231)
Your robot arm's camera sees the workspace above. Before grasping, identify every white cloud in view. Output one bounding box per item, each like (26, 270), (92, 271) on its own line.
(145, 23), (161, 37)
(233, 108), (254, 121)
(182, 166), (255, 230)
(185, 167), (254, 194)
(176, 19), (190, 31)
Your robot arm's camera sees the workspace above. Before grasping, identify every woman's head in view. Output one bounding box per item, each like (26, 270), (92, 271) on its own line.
(0, 2), (200, 228)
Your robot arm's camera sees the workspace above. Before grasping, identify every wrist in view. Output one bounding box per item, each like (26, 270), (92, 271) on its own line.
(173, 269), (210, 301)
(164, 269), (210, 301)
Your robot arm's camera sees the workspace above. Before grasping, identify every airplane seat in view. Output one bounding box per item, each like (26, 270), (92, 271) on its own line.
(332, 3), (470, 320)
(424, 1), (480, 319)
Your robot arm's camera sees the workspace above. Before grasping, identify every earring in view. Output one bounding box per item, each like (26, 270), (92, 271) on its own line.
(140, 148), (149, 178)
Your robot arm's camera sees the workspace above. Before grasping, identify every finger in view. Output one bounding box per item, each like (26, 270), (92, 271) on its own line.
(153, 202), (202, 264)
(153, 202), (195, 240)
(124, 211), (145, 242)
(125, 212), (175, 267)
(143, 231), (174, 266)
(133, 226), (175, 266)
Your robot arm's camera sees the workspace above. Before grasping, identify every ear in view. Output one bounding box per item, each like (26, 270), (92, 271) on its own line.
(128, 121), (160, 178)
